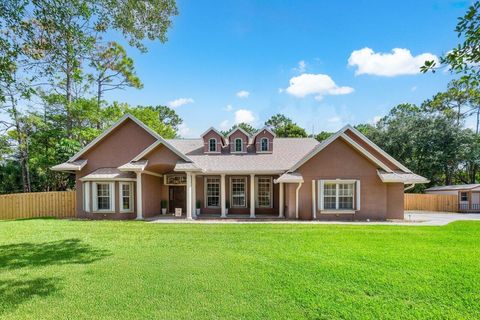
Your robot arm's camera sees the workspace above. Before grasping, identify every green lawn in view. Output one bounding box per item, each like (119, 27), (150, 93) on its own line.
(0, 220), (479, 319)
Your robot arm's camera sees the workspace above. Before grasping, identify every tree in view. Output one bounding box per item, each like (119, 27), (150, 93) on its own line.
(265, 114), (307, 137)
(221, 123), (257, 136)
(90, 42), (143, 121)
(314, 131), (333, 142)
(422, 1), (480, 85)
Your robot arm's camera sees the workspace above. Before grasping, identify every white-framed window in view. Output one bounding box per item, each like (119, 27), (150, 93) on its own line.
(119, 182), (134, 213)
(460, 192), (468, 202)
(93, 182), (115, 212)
(231, 177), (247, 207)
(256, 176), (272, 208)
(260, 137), (269, 152)
(234, 138), (243, 152)
(82, 182), (90, 212)
(205, 177), (220, 208)
(318, 180), (360, 211)
(209, 138), (217, 152)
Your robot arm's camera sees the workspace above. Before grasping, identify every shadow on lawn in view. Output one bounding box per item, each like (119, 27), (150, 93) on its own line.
(0, 277), (60, 315)
(0, 238), (110, 270)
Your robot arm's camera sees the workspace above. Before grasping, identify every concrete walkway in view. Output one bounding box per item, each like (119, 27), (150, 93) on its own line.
(147, 211), (480, 226)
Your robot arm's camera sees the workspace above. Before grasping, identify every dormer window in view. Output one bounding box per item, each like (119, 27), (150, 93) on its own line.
(235, 138), (243, 152)
(209, 138), (217, 152)
(260, 138), (269, 151)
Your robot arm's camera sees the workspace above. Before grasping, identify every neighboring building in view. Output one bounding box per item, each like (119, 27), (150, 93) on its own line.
(425, 184), (480, 212)
(52, 114), (428, 220)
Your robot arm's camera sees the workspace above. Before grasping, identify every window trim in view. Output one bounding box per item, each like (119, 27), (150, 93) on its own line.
(208, 138), (217, 153)
(119, 182), (134, 213)
(233, 138), (244, 153)
(460, 192), (468, 202)
(255, 176), (273, 208)
(83, 182), (91, 212)
(317, 179), (360, 214)
(92, 182), (115, 213)
(204, 176), (221, 208)
(230, 176), (247, 208)
(260, 137), (269, 152)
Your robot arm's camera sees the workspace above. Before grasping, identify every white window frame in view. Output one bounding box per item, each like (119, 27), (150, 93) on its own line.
(208, 138), (217, 152)
(92, 182), (115, 213)
(317, 179), (360, 213)
(255, 176), (273, 208)
(230, 176), (247, 208)
(260, 137), (269, 152)
(83, 182), (90, 212)
(205, 177), (221, 208)
(234, 138), (243, 153)
(119, 182), (134, 213)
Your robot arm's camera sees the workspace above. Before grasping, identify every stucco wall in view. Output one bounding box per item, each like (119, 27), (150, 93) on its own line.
(295, 137), (403, 220)
(386, 183), (404, 219)
(143, 144), (181, 173)
(142, 174), (162, 218)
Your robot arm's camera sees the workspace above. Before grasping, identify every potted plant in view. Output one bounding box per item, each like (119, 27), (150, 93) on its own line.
(225, 200), (230, 215)
(161, 200), (167, 215)
(196, 200), (201, 216)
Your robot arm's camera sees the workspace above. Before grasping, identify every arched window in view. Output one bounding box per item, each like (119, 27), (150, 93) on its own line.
(260, 137), (269, 151)
(235, 138), (243, 152)
(209, 138), (217, 152)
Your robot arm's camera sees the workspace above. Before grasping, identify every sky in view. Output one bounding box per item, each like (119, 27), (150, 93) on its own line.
(104, 0), (471, 137)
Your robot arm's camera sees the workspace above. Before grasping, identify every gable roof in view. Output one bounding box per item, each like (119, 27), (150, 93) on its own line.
(288, 125), (396, 173)
(226, 126), (252, 140)
(252, 126), (276, 140)
(68, 113), (190, 163)
(425, 184), (480, 192)
(200, 127), (226, 145)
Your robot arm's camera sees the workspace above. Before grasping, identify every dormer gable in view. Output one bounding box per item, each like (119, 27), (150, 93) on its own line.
(226, 127), (250, 153)
(253, 126), (275, 153)
(200, 127), (225, 153)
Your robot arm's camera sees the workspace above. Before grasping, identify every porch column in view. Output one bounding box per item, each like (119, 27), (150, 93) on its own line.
(186, 172), (193, 220)
(220, 174), (226, 217)
(250, 174), (255, 218)
(136, 172), (143, 220)
(191, 173), (197, 218)
(279, 182), (284, 218)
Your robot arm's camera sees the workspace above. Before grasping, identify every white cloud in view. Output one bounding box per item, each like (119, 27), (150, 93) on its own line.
(286, 73), (354, 100)
(327, 116), (341, 123)
(293, 60), (307, 73)
(224, 104), (233, 111)
(236, 90), (250, 98)
(372, 115), (383, 124)
(168, 97), (194, 108)
(220, 120), (230, 130)
(234, 109), (256, 124)
(411, 86), (417, 92)
(278, 88), (284, 93)
(348, 48), (439, 77)
(178, 123), (191, 137)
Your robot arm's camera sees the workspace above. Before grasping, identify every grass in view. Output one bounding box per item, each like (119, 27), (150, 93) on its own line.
(0, 220), (479, 319)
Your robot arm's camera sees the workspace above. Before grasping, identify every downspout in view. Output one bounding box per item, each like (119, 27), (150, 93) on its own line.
(295, 182), (303, 219)
(404, 183), (415, 191)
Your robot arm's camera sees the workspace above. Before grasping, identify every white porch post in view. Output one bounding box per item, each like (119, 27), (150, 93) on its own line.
(191, 173), (197, 218)
(279, 182), (284, 218)
(250, 174), (255, 218)
(220, 174), (226, 218)
(186, 172), (193, 220)
(311, 179), (316, 220)
(136, 172), (143, 220)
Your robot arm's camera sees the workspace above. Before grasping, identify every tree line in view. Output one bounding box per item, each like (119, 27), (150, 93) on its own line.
(1, 1), (479, 194)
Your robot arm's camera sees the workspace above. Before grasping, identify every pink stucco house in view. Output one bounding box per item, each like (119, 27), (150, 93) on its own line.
(52, 114), (428, 220)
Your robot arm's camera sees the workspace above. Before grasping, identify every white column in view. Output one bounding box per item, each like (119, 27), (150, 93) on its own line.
(186, 172), (193, 220)
(279, 182), (284, 218)
(295, 182), (303, 219)
(250, 174), (255, 218)
(220, 174), (226, 217)
(191, 173), (197, 218)
(311, 180), (316, 220)
(136, 172), (143, 220)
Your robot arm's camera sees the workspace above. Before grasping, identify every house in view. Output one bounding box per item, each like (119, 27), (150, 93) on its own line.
(425, 184), (480, 212)
(52, 114), (428, 220)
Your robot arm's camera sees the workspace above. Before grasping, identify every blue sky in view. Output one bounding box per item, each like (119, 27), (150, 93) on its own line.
(104, 0), (470, 137)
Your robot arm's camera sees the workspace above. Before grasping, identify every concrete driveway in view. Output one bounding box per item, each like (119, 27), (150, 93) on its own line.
(404, 211), (480, 226)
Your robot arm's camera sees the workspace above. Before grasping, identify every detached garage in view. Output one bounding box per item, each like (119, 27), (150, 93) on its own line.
(425, 184), (480, 212)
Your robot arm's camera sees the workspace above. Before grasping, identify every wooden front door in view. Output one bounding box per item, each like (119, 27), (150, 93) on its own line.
(169, 186), (186, 214)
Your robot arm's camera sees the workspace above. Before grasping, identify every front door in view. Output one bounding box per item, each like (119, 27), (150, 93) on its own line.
(169, 186), (186, 214)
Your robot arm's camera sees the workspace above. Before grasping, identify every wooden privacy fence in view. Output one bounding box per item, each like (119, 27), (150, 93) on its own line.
(404, 193), (458, 212)
(0, 191), (76, 220)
